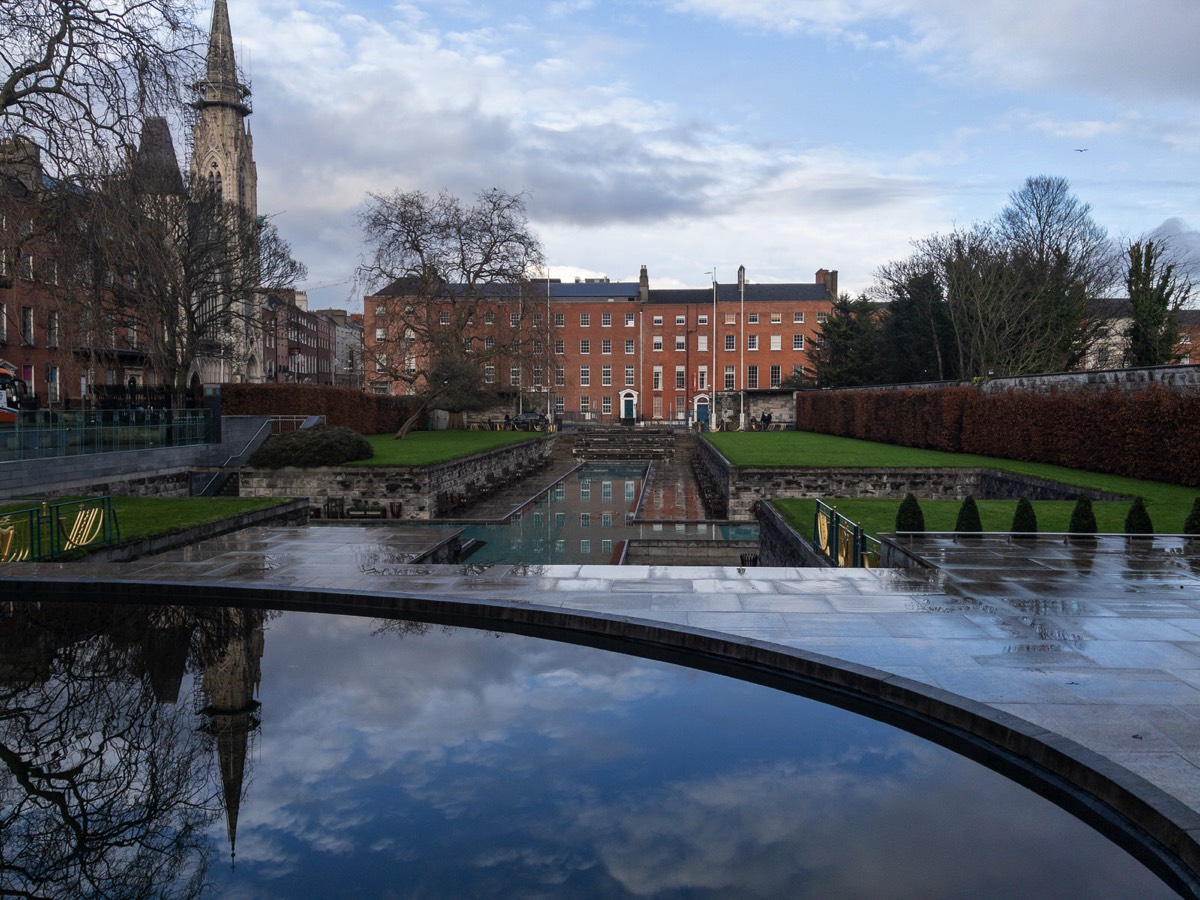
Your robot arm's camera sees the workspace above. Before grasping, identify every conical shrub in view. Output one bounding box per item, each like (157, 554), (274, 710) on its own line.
(1068, 495), (1097, 535)
(1010, 497), (1038, 534)
(954, 495), (982, 534)
(1184, 497), (1200, 536)
(895, 493), (925, 533)
(1124, 496), (1153, 535)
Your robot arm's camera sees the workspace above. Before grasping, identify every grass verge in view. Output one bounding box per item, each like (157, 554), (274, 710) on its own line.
(348, 431), (542, 466)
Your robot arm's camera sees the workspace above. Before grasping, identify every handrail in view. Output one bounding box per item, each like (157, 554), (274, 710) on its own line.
(196, 417), (272, 496)
(0, 496), (120, 561)
(813, 499), (879, 568)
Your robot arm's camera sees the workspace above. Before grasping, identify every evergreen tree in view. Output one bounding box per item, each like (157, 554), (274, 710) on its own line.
(1125, 239), (1190, 367)
(954, 495), (983, 533)
(1068, 495), (1097, 534)
(1124, 497), (1154, 535)
(1184, 498), (1200, 536)
(811, 294), (883, 387)
(1011, 497), (1038, 534)
(895, 493), (925, 532)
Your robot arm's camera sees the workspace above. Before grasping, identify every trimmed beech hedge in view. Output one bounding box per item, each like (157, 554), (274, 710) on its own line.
(220, 384), (416, 435)
(795, 384), (1200, 488)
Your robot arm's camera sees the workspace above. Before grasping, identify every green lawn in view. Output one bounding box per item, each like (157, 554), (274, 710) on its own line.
(349, 431), (543, 466)
(705, 431), (1199, 536)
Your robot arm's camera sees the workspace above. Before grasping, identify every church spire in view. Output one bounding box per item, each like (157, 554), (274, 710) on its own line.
(195, 0), (250, 116)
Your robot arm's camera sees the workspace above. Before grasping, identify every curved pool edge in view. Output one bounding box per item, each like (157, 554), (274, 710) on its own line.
(5, 574), (1199, 898)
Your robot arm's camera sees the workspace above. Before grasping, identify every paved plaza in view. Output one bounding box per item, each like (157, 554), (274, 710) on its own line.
(3, 525), (1200, 891)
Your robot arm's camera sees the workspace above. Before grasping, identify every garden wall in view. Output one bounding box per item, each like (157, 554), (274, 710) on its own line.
(238, 435), (555, 520)
(220, 384), (416, 434)
(795, 382), (1200, 487)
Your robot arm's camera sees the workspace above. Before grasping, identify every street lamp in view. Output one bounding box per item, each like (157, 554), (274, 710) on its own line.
(705, 269), (716, 427)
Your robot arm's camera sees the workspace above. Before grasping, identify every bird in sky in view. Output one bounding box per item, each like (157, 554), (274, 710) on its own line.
(1074, 148), (1088, 152)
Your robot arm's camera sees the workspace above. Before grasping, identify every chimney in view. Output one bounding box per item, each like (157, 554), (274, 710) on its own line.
(638, 265), (649, 302)
(815, 268), (838, 300)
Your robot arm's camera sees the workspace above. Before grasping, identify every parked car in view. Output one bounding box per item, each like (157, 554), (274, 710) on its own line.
(511, 411), (549, 430)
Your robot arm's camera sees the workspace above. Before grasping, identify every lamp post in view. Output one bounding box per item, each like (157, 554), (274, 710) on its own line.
(705, 269), (716, 426)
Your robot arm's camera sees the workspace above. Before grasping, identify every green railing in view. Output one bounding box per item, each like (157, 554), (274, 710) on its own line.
(0, 496), (121, 562)
(812, 500), (881, 568)
(0, 408), (212, 463)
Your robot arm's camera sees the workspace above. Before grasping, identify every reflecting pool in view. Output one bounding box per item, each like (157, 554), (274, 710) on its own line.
(455, 462), (757, 564)
(0, 602), (1175, 898)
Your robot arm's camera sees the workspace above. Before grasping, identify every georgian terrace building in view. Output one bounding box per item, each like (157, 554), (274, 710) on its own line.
(363, 266), (837, 426)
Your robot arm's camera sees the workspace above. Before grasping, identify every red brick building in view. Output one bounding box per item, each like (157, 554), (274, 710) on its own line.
(363, 266), (836, 426)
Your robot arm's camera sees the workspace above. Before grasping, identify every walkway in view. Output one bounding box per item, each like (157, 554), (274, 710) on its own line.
(3, 529), (1199, 892)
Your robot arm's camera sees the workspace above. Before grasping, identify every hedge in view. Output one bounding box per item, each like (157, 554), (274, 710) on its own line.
(795, 384), (1200, 488)
(220, 384), (416, 435)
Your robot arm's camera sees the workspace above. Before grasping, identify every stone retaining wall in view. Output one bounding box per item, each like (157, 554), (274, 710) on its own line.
(756, 502), (825, 567)
(622, 539), (759, 566)
(238, 436), (555, 520)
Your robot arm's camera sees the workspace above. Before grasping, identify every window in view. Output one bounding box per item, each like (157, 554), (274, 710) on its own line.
(698, 366), (707, 390)
(724, 312), (736, 324)
(724, 334), (735, 351)
(698, 334), (708, 352)
(698, 314), (708, 325)
(555, 312), (565, 327)
(770, 334), (782, 351)
(816, 334), (826, 348)
(748, 312), (759, 324)
(747, 334), (758, 351)
(602, 312), (612, 327)
(555, 395), (565, 414)
(724, 366), (735, 390)
(580, 395), (590, 414)
(375, 327), (386, 341)
(770, 312), (782, 324)
(580, 339), (590, 354)
(555, 339), (564, 354)
(602, 339), (612, 354)
(438, 310), (450, 325)
(652, 367), (662, 390)
(510, 367), (521, 386)
(675, 335), (685, 351)
(556, 366), (565, 386)
(0, 302), (6, 342)
(463, 337), (473, 352)
(793, 334), (805, 350)
(794, 311), (805, 323)
(19, 253), (33, 281)
(507, 313), (517, 327)
(47, 311), (58, 348)
(533, 366), (543, 386)
(47, 366), (59, 402)
(625, 312), (635, 326)
(675, 315), (686, 326)
(580, 312), (590, 327)
(770, 364), (782, 387)
(485, 336), (495, 350)
(748, 365), (758, 389)
(579, 365), (590, 386)
(532, 312), (542, 326)
(20, 306), (33, 345)
(652, 315), (663, 326)
(817, 312), (829, 324)
(652, 336), (663, 351)
(653, 396), (663, 418)
(675, 366), (686, 389)
(602, 365), (612, 386)
(625, 365), (635, 386)
(483, 365), (495, 383)
(533, 339), (543, 354)
(45, 259), (58, 285)
(602, 396), (612, 415)
(625, 339), (635, 354)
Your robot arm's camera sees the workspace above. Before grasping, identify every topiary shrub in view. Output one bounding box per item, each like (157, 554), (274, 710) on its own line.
(1068, 495), (1097, 535)
(954, 495), (982, 534)
(895, 493), (925, 533)
(1123, 496), (1154, 535)
(1010, 497), (1038, 535)
(1183, 498), (1200, 536)
(248, 425), (374, 468)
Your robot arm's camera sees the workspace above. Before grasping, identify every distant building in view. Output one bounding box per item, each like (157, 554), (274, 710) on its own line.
(312, 308), (364, 388)
(261, 290), (333, 384)
(1083, 298), (1198, 369)
(362, 266), (836, 426)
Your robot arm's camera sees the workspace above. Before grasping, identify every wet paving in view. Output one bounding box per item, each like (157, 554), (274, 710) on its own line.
(4, 528), (1200, 878)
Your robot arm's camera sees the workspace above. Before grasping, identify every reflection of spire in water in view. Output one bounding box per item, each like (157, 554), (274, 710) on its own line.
(196, 608), (264, 867)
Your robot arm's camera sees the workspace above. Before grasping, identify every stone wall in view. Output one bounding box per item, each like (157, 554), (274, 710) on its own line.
(979, 364), (1200, 396)
(756, 502), (825, 567)
(238, 435), (556, 520)
(622, 538), (759, 566)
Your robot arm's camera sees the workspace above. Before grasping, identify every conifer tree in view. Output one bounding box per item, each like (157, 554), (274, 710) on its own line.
(1068, 495), (1097, 535)
(955, 495), (983, 533)
(1124, 497), (1154, 535)
(1184, 498), (1200, 536)
(1011, 497), (1038, 534)
(895, 493), (925, 532)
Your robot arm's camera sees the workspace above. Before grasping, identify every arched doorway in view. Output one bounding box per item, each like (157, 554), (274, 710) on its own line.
(618, 390), (638, 424)
(694, 395), (710, 429)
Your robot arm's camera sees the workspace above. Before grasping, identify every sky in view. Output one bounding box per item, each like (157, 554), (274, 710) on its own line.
(209, 0), (1200, 312)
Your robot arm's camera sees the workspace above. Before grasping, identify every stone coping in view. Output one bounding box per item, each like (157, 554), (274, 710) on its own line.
(3, 573), (1198, 897)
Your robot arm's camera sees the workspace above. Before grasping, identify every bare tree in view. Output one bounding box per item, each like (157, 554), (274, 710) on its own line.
(1, 0), (200, 176)
(357, 188), (545, 437)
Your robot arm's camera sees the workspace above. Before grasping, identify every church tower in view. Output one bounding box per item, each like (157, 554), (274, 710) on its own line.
(191, 0), (257, 219)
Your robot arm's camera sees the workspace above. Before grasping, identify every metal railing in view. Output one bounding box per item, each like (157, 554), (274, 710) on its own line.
(813, 500), (881, 568)
(0, 496), (121, 561)
(0, 408), (212, 463)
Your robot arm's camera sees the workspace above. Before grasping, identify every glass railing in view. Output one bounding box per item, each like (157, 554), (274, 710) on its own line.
(0, 408), (212, 463)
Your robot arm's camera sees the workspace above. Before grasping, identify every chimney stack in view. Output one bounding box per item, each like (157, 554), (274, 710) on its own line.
(639, 265), (649, 302)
